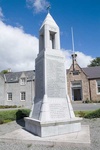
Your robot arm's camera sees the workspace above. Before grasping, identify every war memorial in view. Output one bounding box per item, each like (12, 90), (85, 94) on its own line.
(0, 12), (90, 147)
(25, 12), (82, 137)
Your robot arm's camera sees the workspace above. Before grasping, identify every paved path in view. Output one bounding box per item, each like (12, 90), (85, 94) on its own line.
(72, 103), (100, 111)
(0, 118), (100, 150)
(0, 103), (100, 112)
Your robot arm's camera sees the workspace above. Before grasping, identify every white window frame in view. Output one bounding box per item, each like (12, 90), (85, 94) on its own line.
(7, 92), (12, 101)
(96, 80), (100, 94)
(20, 92), (26, 101)
(20, 78), (26, 85)
(71, 81), (82, 88)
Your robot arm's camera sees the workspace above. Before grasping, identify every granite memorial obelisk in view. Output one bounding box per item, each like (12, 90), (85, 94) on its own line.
(25, 13), (82, 137)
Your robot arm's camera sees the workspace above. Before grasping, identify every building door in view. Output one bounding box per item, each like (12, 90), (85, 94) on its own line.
(71, 81), (82, 101)
(73, 88), (82, 101)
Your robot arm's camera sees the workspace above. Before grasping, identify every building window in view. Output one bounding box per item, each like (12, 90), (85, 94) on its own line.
(73, 70), (80, 75)
(97, 80), (100, 93)
(7, 93), (12, 100)
(20, 78), (26, 85)
(20, 92), (26, 101)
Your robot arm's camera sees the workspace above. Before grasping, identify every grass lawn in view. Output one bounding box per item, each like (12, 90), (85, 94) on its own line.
(0, 109), (30, 124)
(0, 108), (100, 124)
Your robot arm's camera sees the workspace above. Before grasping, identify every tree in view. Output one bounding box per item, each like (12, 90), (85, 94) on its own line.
(1, 70), (9, 74)
(88, 57), (100, 67)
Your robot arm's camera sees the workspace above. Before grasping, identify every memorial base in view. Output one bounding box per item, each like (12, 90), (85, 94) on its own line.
(25, 117), (82, 137)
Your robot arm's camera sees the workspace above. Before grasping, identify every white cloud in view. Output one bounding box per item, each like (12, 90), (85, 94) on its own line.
(0, 17), (93, 72)
(75, 51), (94, 68)
(0, 19), (93, 72)
(0, 20), (39, 72)
(0, 7), (4, 20)
(26, 0), (50, 13)
(62, 49), (93, 69)
(0, 7), (93, 72)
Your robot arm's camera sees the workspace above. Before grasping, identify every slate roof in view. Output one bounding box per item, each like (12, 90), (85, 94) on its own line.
(82, 66), (100, 79)
(1, 65), (100, 83)
(1, 70), (35, 83)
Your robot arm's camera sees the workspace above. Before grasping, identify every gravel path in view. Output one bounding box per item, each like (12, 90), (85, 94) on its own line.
(0, 118), (100, 150)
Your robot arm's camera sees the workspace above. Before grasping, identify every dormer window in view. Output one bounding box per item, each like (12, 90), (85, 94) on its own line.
(20, 78), (26, 85)
(73, 70), (80, 75)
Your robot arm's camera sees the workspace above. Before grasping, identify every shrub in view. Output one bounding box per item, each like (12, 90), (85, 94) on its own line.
(77, 111), (86, 117)
(0, 105), (17, 109)
(0, 119), (4, 124)
(83, 98), (90, 103)
(0, 109), (30, 124)
(84, 109), (100, 119)
(16, 109), (30, 120)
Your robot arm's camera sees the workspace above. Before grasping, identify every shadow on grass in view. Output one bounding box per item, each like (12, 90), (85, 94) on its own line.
(16, 110), (27, 127)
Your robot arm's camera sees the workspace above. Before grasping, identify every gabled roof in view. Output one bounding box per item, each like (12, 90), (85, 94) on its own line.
(4, 70), (35, 83)
(82, 66), (100, 79)
(67, 63), (100, 79)
(40, 13), (58, 29)
(1, 65), (100, 83)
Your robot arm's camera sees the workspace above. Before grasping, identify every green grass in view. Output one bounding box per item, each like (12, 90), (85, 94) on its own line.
(0, 109), (30, 124)
(0, 108), (100, 125)
(75, 110), (92, 117)
(84, 109), (100, 119)
(75, 109), (100, 118)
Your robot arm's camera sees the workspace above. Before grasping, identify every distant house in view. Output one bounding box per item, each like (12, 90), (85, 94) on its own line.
(67, 54), (100, 102)
(0, 70), (35, 107)
(0, 58), (100, 107)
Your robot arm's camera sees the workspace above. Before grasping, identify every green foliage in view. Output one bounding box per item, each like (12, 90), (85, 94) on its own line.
(0, 105), (17, 109)
(88, 57), (100, 67)
(16, 109), (30, 120)
(83, 98), (90, 103)
(0, 109), (30, 124)
(82, 99), (100, 103)
(0, 118), (4, 124)
(84, 109), (100, 119)
(75, 109), (100, 118)
(1, 70), (9, 74)
(75, 110), (92, 117)
(27, 144), (32, 148)
(77, 111), (86, 117)
(3, 119), (12, 123)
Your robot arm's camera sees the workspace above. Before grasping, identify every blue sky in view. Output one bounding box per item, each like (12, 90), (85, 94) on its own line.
(0, 0), (99, 71)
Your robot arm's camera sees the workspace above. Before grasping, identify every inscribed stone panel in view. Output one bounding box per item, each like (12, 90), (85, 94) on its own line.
(47, 59), (66, 98)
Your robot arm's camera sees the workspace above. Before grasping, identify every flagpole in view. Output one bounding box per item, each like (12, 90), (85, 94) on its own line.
(71, 27), (75, 54)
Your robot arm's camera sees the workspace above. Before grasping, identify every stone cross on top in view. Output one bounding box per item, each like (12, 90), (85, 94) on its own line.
(46, 5), (51, 13)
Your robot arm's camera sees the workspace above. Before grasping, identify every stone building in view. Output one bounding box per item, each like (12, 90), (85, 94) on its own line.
(0, 70), (35, 107)
(0, 60), (100, 107)
(67, 54), (100, 102)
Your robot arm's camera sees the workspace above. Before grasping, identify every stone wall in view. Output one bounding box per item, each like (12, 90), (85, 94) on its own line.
(0, 79), (35, 107)
(89, 79), (100, 101)
(0, 75), (5, 105)
(67, 63), (90, 101)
